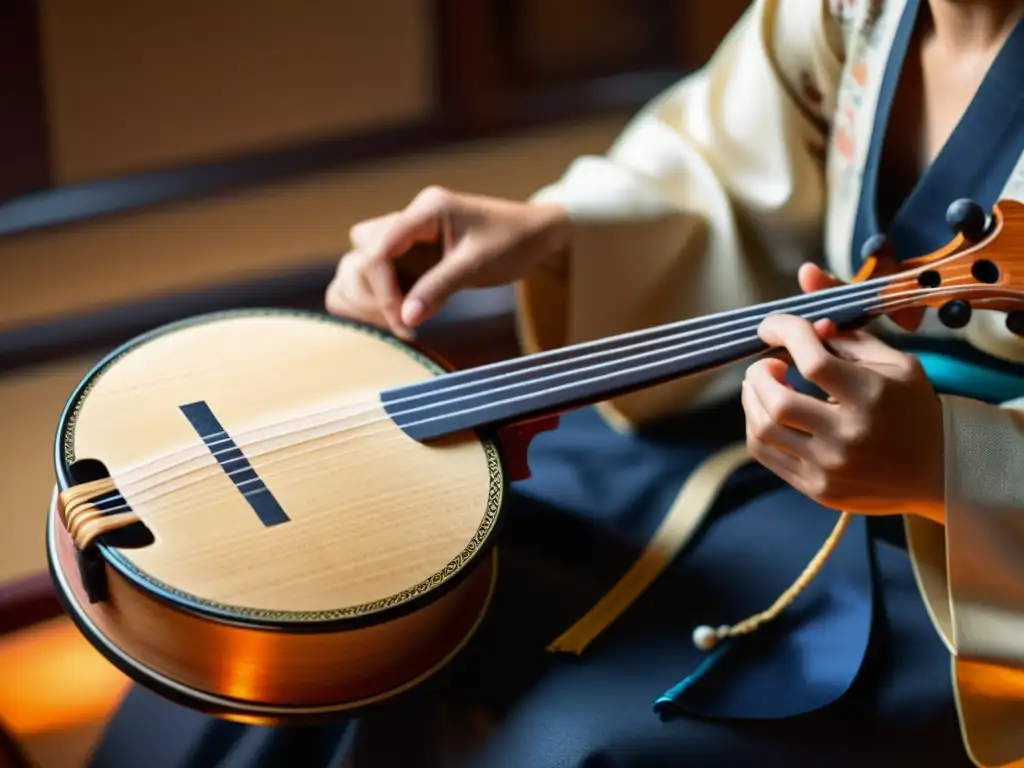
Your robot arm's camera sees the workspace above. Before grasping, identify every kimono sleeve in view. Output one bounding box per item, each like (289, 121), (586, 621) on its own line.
(514, 0), (847, 428)
(906, 390), (1024, 768)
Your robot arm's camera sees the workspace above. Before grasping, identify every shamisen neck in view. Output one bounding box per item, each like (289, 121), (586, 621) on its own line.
(379, 277), (895, 442)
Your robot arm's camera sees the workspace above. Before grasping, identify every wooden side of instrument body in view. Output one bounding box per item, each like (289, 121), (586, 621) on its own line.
(47, 506), (498, 724)
(46, 309), (506, 724)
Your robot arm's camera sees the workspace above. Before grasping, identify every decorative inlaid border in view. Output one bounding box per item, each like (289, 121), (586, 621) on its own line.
(56, 308), (507, 627)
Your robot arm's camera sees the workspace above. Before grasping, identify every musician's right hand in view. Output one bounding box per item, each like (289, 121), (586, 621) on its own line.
(325, 185), (568, 340)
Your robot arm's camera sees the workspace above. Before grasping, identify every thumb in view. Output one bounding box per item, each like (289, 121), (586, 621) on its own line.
(798, 262), (844, 294)
(363, 190), (452, 337)
(401, 242), (482, 326)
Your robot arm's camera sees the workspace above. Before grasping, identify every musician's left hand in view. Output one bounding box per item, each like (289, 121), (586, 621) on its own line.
(741, 263), (946, 523)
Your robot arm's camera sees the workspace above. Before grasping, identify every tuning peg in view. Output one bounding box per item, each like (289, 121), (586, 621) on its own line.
(859, 233), (888, 262)
(971, 259), (1001, 284)
(945, 198), (989, 242)
(938, 300), (972, 329)
(1007, 312), (1024, 337)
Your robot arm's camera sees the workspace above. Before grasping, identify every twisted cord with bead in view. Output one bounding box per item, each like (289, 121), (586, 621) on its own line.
(691, 511), (852, 651)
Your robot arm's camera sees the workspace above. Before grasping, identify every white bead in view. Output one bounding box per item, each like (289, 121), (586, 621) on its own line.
(692, 625), (719, 651)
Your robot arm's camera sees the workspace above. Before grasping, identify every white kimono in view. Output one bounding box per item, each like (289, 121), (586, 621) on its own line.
(515, 0), (1024, 765)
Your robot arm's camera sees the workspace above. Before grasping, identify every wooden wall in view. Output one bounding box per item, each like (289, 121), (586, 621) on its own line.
(38, 0), (436, 184)
(2, 0), (750, 208)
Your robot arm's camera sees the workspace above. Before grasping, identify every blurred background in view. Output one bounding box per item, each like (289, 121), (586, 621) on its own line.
(0, 2), (748, 765)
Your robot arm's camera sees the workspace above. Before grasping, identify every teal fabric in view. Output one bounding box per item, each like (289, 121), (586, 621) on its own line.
(918, 351), (1024, 404)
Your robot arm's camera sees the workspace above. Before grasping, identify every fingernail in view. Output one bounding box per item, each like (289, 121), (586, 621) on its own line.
(390, 319), (413, 341)
(402, 298), (424, 327)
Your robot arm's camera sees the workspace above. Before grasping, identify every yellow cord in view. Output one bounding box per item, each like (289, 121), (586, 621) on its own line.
(547, 442), (752, 655)
(543, 440), (856, 658)
(691, 511), (852, 651)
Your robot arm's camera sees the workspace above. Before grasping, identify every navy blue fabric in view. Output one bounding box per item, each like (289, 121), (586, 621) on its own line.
(447, 488), (970, 767)
(508, 405), (873, 721)
(89, 687), (357, 768)
(851, 0), (1024, 271)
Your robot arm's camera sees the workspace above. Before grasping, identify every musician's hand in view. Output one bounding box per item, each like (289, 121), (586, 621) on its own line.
(741, 263), (945, 522)
(325, 186), (568, 339)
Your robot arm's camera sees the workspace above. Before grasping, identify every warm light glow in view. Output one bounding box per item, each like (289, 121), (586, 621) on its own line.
(958, 657), (1024, 699)
(216, 628), (279, 704)
(0, 617), (129, 737)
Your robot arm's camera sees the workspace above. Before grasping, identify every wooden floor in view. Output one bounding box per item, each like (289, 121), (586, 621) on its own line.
(1, 115), (626, 331)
